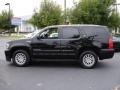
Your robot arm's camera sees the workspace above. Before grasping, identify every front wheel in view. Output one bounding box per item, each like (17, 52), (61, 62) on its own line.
(79, 51), (98, 69)
(12, 50), (30, 67)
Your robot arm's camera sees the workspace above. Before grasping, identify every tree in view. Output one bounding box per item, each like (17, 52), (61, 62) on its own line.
(108, 12), (120, 33)
(70, 0), (101, 24)
(0, 10), (14, 31)
(29, 0), (63, 28)
(97, 0), (116, 25)
(70, 0), (119, 28)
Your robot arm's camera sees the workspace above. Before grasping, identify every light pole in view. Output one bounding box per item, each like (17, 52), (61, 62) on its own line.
(73, 0), (75, 5)
(5, 3), (11, 36)
(113, 3), (120, 14)
(113, 2), (120, 34)
(64, 0), (66, 24)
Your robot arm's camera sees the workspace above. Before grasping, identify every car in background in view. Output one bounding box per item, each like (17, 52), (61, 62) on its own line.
(113, 35), (120, 52)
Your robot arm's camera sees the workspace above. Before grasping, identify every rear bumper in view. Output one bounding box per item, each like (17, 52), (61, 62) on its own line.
(5, 50), (11, 61)
(99, 49), (114, 60)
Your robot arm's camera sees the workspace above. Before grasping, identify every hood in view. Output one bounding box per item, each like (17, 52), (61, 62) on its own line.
(7, 38), (32, 44)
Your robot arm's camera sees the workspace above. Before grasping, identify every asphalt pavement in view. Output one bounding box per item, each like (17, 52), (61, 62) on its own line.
(0, 37), (120, 90)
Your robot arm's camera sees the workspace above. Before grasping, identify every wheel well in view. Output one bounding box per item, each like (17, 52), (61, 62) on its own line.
(11, 47), (31, 58)
(78, 47), (100, 58)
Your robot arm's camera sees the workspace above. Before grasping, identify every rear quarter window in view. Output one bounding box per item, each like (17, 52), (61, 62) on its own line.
(79, 26), (111, 44)
(80, 26), (110, 37)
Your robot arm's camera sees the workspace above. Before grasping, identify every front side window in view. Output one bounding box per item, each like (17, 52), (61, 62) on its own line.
(40, 28), (58, 39)
(62, 27), (80, 39)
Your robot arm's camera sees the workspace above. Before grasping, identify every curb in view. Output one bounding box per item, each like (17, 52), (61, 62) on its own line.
(113, 85), (120, 90)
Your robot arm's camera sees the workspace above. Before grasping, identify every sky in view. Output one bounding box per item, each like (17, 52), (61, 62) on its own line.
(0, 0), (120, 17)
(0, 0), (75, 17)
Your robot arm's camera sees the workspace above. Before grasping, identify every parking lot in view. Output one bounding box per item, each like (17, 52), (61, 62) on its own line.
(0, 37), (120, 90)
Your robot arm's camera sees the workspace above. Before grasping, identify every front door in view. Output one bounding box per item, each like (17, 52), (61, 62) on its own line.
(31, 27), (61, 59)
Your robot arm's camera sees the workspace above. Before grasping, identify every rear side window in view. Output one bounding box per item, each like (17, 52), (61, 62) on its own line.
(80, 26), (109, 36)
(61, 27), (80, 39)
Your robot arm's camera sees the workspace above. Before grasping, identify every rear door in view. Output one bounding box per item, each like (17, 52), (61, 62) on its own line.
(60, 26), (80, 59)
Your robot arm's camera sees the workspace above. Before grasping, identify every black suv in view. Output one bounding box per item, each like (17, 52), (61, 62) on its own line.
(5, 25), (114, 68)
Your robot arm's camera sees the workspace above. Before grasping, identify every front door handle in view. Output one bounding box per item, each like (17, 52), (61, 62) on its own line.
(53, 41), (58, 45)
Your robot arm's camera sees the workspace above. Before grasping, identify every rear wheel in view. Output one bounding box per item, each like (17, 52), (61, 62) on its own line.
(12, 50), (30, 66)
(79, 51), (98, 69)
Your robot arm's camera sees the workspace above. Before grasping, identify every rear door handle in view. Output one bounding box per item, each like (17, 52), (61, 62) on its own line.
(53, 41), (58, 45)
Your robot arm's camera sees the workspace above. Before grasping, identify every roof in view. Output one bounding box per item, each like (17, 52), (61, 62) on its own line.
(46, 24), (107, 28)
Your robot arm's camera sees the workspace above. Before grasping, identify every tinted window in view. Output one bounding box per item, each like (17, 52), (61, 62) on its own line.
(62, 27), (80, 39)
(40, 28), (58, 39)
(81, 26), (109, 36)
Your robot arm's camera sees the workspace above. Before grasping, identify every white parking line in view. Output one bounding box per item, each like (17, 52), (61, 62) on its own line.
(113, 85), (120, 90)
(36, 83), (43, 87)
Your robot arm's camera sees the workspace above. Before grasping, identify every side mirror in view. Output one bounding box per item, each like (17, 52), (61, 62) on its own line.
(36, 34), (41, 39)
(37, 35), (40, 39)
(37, 34), (45, 39)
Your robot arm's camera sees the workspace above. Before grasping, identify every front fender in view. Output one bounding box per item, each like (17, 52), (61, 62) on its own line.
(8, 43), (32, 58)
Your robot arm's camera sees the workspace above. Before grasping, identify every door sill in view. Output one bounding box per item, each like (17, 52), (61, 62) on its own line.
(31, 58), (77, 61)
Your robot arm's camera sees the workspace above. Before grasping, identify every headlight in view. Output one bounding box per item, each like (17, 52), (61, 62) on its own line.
(6, 43), (10, 49)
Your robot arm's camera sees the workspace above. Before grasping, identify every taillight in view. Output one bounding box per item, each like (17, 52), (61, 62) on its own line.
(108, 36), (113, 49)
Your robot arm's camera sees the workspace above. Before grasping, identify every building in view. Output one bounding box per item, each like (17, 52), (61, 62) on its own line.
(15, 15), (37, 33)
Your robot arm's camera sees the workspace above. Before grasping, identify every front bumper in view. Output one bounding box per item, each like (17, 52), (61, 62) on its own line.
(99, 49), (114, 60)
(5, 50), (11, 61)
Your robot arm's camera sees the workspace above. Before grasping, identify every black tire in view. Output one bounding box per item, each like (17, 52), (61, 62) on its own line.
(79, 51), (98, 69)
(12, 50), (30, 67)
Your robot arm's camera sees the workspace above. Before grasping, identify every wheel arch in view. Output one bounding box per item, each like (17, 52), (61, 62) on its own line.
(77, 46), (100, 59)
(10, 46), (31, 59)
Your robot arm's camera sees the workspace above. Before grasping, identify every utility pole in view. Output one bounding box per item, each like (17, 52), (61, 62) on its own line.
(64, 0), (66, 24)
(73, 0), (76, 5)
(113, 1), (120, 34)
(113, 3), (120, 14)
(5, 3), (11, 36)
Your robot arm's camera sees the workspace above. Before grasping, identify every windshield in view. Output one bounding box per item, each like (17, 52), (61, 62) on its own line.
(30, 30), (40, 38)
(24, 29), (43, 39)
